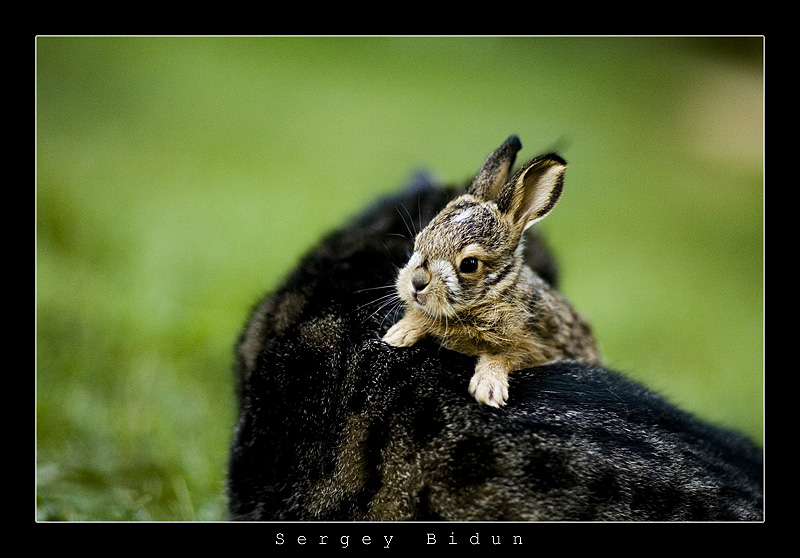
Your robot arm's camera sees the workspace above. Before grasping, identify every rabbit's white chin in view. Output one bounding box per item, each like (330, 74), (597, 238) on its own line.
(411, 299), (459, 322)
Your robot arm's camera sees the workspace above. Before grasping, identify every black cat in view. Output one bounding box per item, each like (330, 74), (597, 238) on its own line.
(227, 172), (763, 521)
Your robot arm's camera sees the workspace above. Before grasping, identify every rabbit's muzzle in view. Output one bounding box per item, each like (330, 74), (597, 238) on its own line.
(410, 268), (431, 305)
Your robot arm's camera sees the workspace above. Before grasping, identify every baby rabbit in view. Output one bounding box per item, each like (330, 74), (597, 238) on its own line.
(383, 135), (600, 407)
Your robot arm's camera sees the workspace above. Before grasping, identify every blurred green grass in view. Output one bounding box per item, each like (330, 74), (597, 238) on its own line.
(36, 36), (763, 521)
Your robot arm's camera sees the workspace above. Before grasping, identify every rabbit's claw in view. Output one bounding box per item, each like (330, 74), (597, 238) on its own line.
(383, 318), (425, 348)
(469, 358), (510, 407)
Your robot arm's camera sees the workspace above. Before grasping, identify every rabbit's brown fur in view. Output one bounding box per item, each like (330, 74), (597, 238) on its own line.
(384, 136), (599, 406)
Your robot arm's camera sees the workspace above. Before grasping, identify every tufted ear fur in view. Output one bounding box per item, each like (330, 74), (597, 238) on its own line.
(468, 135), (523, 201)
(496, 153), (567, 233)
(467, 137), (567, 234)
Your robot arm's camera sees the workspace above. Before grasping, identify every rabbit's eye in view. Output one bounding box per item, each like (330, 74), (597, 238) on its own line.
(459, 257), (479, 274)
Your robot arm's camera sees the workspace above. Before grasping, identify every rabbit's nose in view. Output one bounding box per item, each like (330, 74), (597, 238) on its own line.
(411, 268), (430, 292)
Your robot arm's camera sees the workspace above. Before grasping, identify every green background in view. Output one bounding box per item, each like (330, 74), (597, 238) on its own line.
(36, 37), (763, 521)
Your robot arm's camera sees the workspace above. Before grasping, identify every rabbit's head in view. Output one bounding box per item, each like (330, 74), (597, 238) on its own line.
(395, 136), (567, 320)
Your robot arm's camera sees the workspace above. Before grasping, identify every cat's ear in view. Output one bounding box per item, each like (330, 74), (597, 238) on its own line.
(495, 153), (567, 233)
(467, 135), (522, 201)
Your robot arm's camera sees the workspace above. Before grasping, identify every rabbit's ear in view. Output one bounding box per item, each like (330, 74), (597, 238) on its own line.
(496, 153), (567, 232)
(468, 135), (523, 201)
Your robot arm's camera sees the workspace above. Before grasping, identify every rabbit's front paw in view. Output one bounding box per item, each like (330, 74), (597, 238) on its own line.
(383, 318), (426, 347)
(469, 357), (510, 407)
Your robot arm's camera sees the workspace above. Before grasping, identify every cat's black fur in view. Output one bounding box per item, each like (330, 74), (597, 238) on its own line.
(227, 174), (763, 521)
